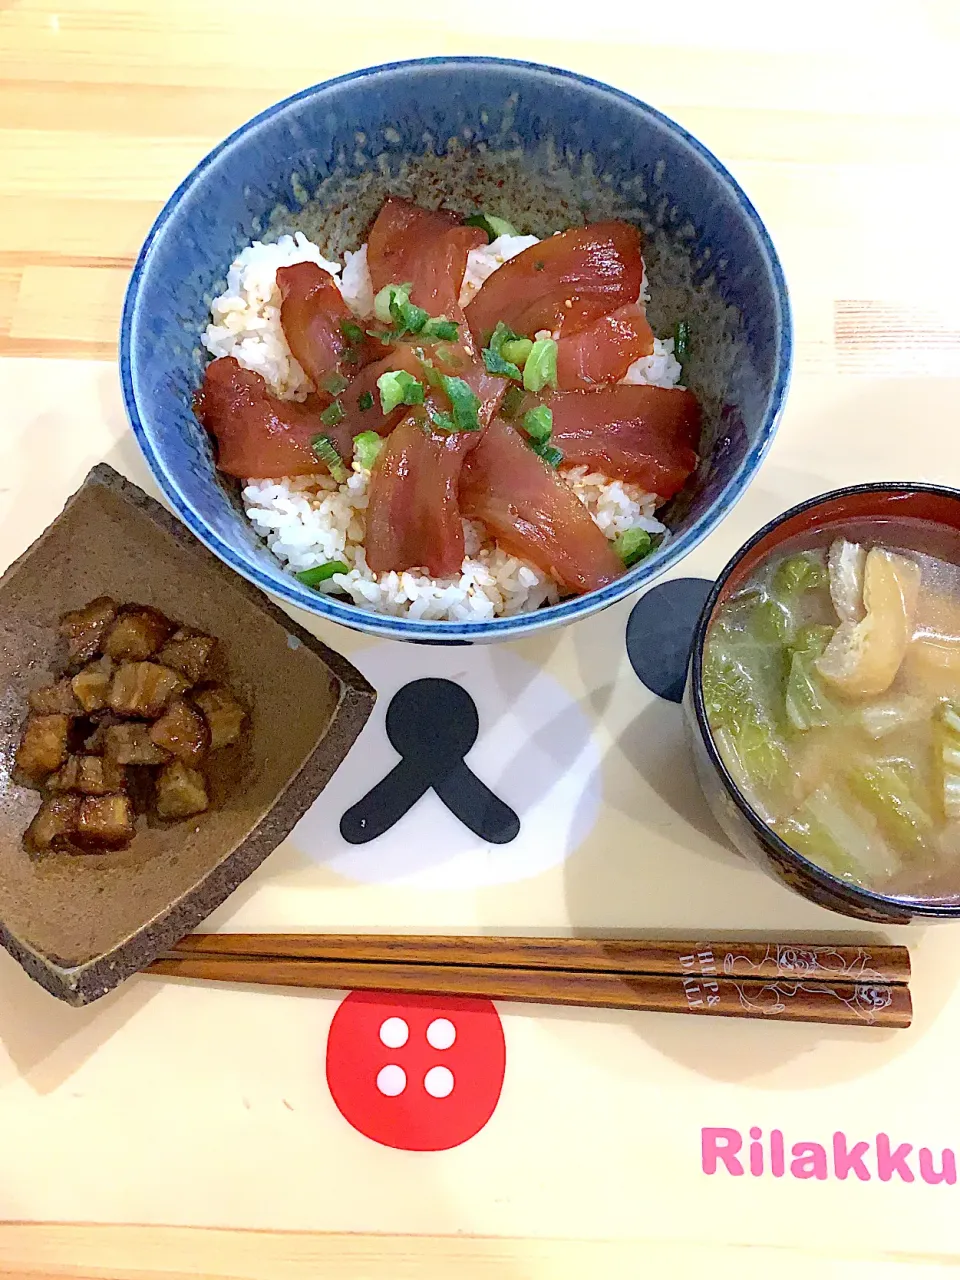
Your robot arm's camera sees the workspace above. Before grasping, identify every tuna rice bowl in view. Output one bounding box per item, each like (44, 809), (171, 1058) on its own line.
(195, 197), (702, 623)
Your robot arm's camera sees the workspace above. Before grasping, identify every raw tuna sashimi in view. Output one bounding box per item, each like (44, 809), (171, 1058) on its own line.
(276, 262), (383, 389)
(555, 302), (655, 390)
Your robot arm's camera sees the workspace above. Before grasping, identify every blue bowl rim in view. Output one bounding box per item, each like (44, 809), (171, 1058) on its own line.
(688, 479), (960, 921)
(119, 53), (793, 641)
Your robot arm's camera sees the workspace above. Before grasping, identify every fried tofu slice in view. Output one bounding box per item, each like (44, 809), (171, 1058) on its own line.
(193, 685), (246, 749)
(155, 761), (209, 820)
(58, 596), (118, 665)
(158, 628), (216, 684)
(148, 699), (209, 764)
(76, 794), (135, 850)
(28, 678), (82, 716)
(103, 607), (175, 662)
(108, 662), (186, 718)
(24, 794), (81, 852)
(71, 656), (115, 712)
(102, 722), (171, 766)
(15, 713), (70, 783)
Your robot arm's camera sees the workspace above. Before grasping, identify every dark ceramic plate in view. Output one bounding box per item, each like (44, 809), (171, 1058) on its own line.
(0, 465), (375, 1004)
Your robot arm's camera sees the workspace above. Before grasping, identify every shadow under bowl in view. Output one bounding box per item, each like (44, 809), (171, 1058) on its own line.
(121, 55), (791, 643)
(685, 481), (960, 924)
(0, 465), (375, 1004)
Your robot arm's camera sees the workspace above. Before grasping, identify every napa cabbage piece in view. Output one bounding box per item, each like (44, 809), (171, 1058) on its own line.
(827, 537), (867, 624)
(936, 701), (960, 821)
(776, 785), (901, 885)
(846, 758), (934, 856)
(857, 693), (930, 740)
(784, 625), (842, 732)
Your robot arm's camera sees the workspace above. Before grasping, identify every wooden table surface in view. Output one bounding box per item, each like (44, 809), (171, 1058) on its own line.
(2, 1), (960, 1275)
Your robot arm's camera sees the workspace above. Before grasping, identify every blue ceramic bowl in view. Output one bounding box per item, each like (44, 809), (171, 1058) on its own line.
(120, 56), (792, 642)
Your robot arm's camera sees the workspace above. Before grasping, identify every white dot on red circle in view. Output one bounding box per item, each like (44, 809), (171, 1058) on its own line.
(379, 1017), (409, 1048)
(376, 1064), (406, 1097)
(426, 1018), (456, 1050)
(424, 1066), (454, 1098)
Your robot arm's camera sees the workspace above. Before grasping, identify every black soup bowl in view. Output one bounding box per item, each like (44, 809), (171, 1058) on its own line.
(685, 482), (960, 924)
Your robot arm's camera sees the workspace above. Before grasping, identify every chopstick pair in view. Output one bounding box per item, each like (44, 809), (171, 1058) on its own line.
(148, 933), (913, 1028)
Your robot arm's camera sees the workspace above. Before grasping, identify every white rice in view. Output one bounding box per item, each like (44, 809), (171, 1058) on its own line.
(204, 225), (683, 621)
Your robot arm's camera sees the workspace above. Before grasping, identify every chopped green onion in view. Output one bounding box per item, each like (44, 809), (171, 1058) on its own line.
(392, 294), (428, 336)
(421, 317), (459, 341)
(378, 369), (425, 414)
(374, 282), (413, 324)
(353, 431), (384, 470)
(414, 350), (443, 388)
(311, 433), (348, 483)
(531, 442), (563, 468)
(295, 561), (350, 587)
(319, 401), (345, 428)
(501, 337), (533, 367)
(523, 338), (558, 394)
(482, 320), (524, 382)
(674, 319), (690, 364)
(465, 212), (519, 242)
(500, 385), (525, 420)
(357, 390), (374, 412)
(521, 405), (553, 443)
(483, 347), (523, 381)
(427, 407), (457, 432)
(613, 527), (655, 568)
(321, 371), (350, 396)
(340, 320), (365, 344)
(439, 375), (482, 432)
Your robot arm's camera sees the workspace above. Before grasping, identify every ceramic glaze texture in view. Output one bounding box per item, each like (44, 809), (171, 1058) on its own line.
(121, 57), (792, 641)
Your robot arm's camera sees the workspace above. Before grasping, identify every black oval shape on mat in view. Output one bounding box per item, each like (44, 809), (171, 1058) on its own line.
(626, 577), (714, 703)
(340, 678), (520, 845)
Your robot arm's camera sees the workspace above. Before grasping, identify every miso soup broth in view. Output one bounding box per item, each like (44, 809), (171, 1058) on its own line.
(702, 519), (960, 900)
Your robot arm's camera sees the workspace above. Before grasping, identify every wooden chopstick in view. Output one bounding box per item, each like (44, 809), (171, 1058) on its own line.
(171, 933), (911, 985)
(149, 952), (912, 1028)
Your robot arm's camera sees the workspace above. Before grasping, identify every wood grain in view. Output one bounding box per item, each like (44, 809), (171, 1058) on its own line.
(148, 954), (913, 1027)
(173, 932), (912, 984)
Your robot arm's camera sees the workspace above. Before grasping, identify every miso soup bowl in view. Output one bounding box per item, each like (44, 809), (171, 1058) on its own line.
(120, 56), (791, 643)
(685, 482), (960, 924)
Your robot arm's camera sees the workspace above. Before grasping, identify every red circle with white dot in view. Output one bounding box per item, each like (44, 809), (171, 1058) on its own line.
(326, 991), (506, 1151)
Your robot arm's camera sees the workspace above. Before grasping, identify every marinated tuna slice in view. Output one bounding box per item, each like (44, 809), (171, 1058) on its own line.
(28, 678), (82, 716)
(58, 596), (117, 665)
(459, 417), (623, 595)
(555, 303), (655, 390)
(108, 662), (186, 719)
(194, 357), (351, 479)
(544, 384), (700, 498)
(158, 629), (216, 685)
(276, 262), (384, 391)
(192, 685), (246, 749)
(15, 713), (70, 783)
(364, 415), (481, 577)
(155, 761), (209, 820)
(466, 222), (644, 345)
(76, 794), (135, 850)
(149, 699), (210, 764)
(24, 795), (81, 853)
(366, 197), (485, 335)
(71, 657), (115, 712)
